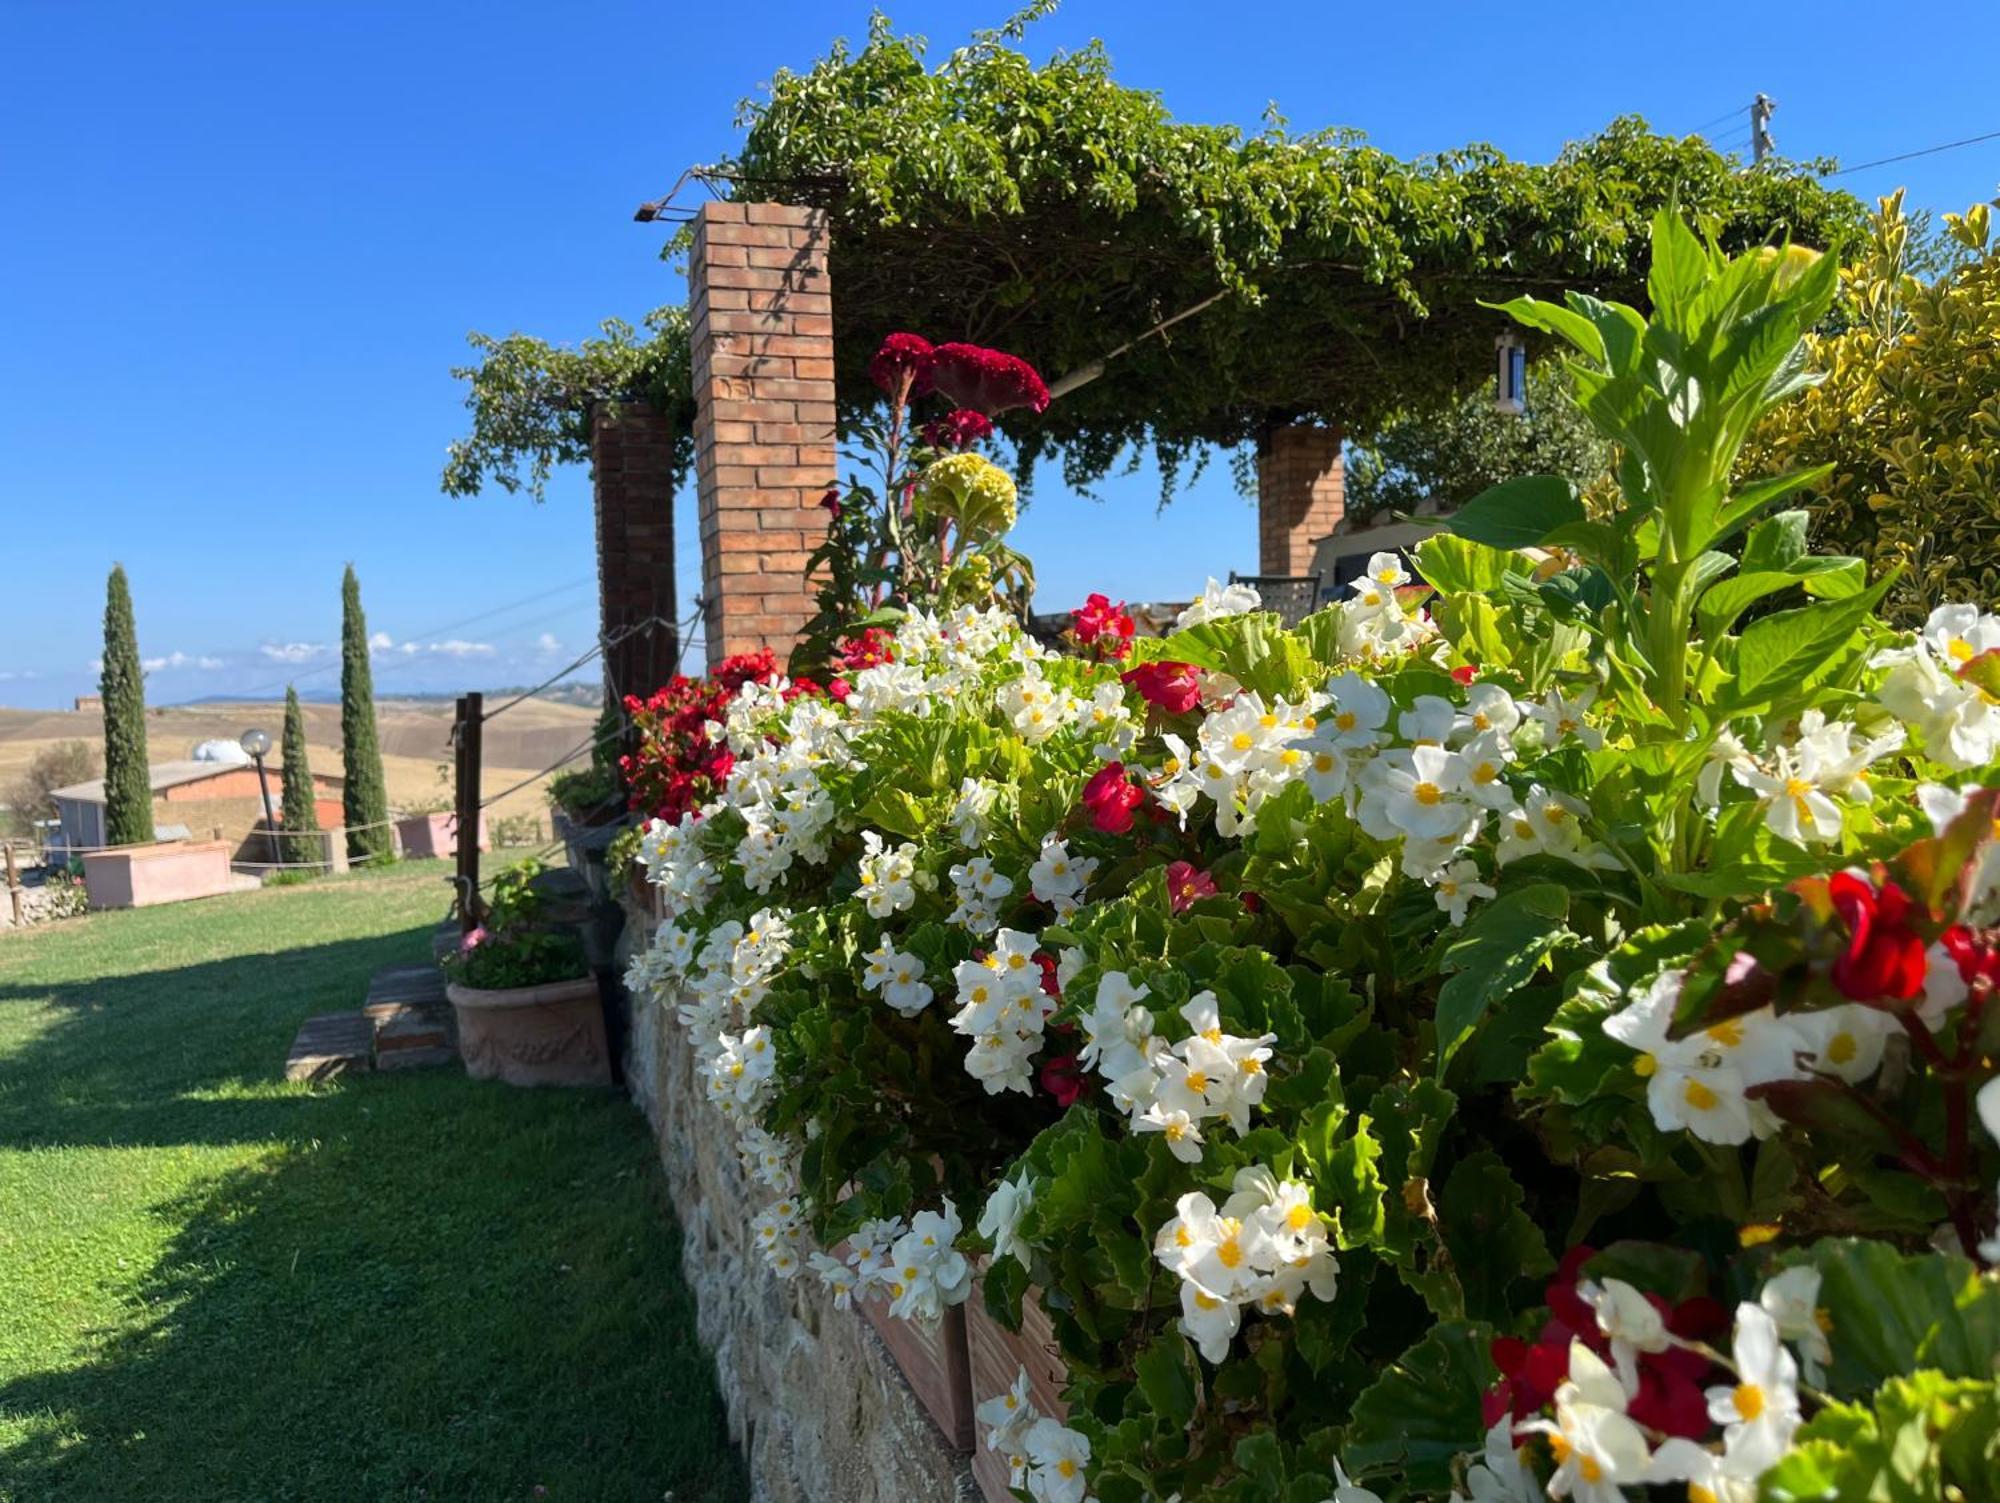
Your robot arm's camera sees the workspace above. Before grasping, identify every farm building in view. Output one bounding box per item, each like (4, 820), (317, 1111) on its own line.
(51, 757), (343, 863)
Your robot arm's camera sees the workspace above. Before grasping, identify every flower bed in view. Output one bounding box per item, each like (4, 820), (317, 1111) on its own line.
(622, 233), (2000, 1502)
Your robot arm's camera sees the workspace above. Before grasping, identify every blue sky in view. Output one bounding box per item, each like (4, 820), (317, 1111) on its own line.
(4, 0), (1998, 710)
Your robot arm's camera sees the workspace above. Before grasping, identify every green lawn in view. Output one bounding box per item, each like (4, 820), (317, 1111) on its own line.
(0, 862), (745, 1503)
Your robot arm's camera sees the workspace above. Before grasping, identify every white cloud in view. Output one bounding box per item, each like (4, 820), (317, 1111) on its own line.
(0, 669), (35, 681)
(369, 631), (395, 653)
(391, 638), (496, 659)
(87, 657), (104, 673)
(141, 651), (223, 673)
(197, 655), (225, 670)
(260, 642), (326, 663)
(535, 632), (562, 654)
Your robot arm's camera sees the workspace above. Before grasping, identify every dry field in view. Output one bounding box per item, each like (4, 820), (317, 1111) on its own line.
(0, 696), (601, 831)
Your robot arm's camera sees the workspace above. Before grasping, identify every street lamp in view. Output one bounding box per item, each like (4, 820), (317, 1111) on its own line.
(1495, 332), (1527, 415)
(239, 728), (277, 868)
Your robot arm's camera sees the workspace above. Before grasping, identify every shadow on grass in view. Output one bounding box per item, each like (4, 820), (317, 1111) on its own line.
(0, 904), (748, 1501)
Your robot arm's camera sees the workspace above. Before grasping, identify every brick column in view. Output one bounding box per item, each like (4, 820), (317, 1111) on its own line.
(688, 201), (835, 668)
(1256, 422), (1345, 576)
(590, 401), (679, 706)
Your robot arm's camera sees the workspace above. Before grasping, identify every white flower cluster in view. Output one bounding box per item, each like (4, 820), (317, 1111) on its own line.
(855, 829), (919, 917)
(719, 697), (852, 892)
(1875, 602), (2000, 770)
(861, 939), (934, 1017)
(1174, 574), (1263, 629)
(806, 1214), (900, 1310)
(844, 603), (1042, 721)
(1078, 974), (1274, 1162)
(1152, 1166), (1338, 1362)
(1329, 552), (1440, 663)
(977, 1367), (1093, 1503)
(949, 930), (1057, 1095)
(1002, 664), (1085, 744)
(638, 812), (719, 919)
(750, 1194), (807, 1278)
(1604, 956), (1967, 1147)
(1027, 834), (1097, 916)
(947, 854), (1014, 934)
(1515, 1274), (1811, 1503)
(1701, 708), (1903, 845)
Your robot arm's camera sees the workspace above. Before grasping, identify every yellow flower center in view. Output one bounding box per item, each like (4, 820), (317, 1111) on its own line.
(1058, 1460), (1078, 1480)
(1684, 1078), (1721, 1112)
(1828, 1031), (1858, 1065)
(1313, 753), (1337, 773)
(1706, 1019), (1744, 1048)
(1949, 637), (1975, 662)
(1634, 1052), (1658, 1078)
(1185, 1070), (1209, 1093)
(1335, 710), (1358, 731)
(1474, 761), (1500, 785)
(1578, 1455), (1604, 1485)
(1216, 1235), (1244, 1270)
(1286, 1203), (1313, 1232)
(1735, 1382), (1766, 1421)
(1413, 782), (1444, 806)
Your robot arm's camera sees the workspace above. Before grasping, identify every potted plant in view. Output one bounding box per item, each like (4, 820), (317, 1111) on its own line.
(443, 859), (609, 1087)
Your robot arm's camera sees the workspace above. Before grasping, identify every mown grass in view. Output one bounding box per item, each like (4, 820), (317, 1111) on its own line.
(0, 861), (744, 1502)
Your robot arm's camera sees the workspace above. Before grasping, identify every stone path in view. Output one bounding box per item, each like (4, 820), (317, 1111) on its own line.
(283, 962), (457, 1080)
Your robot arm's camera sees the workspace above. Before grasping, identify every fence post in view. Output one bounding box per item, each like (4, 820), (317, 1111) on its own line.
(455, 692), (484, 932)
(4, 844), (21, 927)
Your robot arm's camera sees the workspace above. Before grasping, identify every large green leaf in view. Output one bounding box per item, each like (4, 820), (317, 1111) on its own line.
(1342, 1320), (1493, 1491)
(1726, 574), (1893, 708)
(1777, 1240), (2000, 1399)
(1436, 1150), (1556, 1324)
(1445, 476), (1586, 552)
(1434, 882), (1573, 1075)
(1760, 1371), (2000, 1503)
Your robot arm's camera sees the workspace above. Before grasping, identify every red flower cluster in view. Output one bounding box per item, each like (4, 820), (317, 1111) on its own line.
(622, 651), (791, 823)
(1165, 861), (1219, 914)
(839, 627), (896, 672)
(1941, 923), (2000, 991)
(1485, 1246), (1724, 1440)
(1123, 660), (1204, 715)
(919, 408), (995, 451)
(1828, 871), (1928, 1002)
(869, 332), (934, 397)
(1081, 763), (1146, 834)
(1071, 593), (1136, 661)
(925, 342), (1051, 416)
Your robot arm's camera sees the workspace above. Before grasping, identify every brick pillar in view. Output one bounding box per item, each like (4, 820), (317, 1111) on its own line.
(590, 401), (679, 706)
(1256, 422), (1345, 576)
(688, 201), (835, 669)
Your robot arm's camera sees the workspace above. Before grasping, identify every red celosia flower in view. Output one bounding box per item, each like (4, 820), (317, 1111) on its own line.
(1829, 870), (1928, 1002)
(1072, 593), (1136, 661)
(819, 487), (842, 520)
(1039, 1052), (1086, 1108)
(1122, 660), (1203, 715)
(924, 342), (1050, 416)
(1081, 763), (1146, 834)
(919, 408), (995, 450)
(869, 332), (934, 397)
(1165, 861), (1218, 914)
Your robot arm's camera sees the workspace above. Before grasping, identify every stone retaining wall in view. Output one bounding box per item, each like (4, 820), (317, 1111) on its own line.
(620, 896), (978, 1502)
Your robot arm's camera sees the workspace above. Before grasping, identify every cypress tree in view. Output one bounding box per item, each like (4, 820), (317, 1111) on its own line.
(279, 685), (321, 869)
(339, 565), (393, 861)
(100, 564), (156, 846)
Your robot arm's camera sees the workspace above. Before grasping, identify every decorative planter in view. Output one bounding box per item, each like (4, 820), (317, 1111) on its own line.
(395, 811), (490, 860)
(857, 1296), (975, 1451)
(966, 1280), (1070, 1502)
(446, 975), (612, 1087)
(81, 839), (242, 910)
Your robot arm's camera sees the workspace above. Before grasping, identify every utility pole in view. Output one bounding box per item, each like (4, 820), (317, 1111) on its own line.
(1751, 94), (1776, 164)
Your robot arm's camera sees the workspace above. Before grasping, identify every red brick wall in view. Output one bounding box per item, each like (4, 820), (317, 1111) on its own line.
(1257, 423), (1346, 576)
(688, 201), (836, 668)
(590, 401), (680, 702)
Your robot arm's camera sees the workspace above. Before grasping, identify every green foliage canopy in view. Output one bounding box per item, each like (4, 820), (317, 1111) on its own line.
(279, 685), (321, 868)
(99, 565), (154, 847)
(443, 14), (1865, 502)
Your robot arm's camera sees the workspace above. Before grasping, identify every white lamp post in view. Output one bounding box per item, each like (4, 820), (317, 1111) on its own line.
(239, 728), (276, 867)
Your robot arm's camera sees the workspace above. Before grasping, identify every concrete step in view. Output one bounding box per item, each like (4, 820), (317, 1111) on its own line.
(285, 1011), (374, 1082)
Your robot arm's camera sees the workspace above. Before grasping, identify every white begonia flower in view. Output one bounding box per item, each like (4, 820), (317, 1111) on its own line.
(1175, 575), (1263, 629)
(1028, 834), (1096, 915)
(1454, 730), (1518, 810)
(977, 1367), (1039, 1486)
(1706, 1303), (1802, 1476)
(1323, 672), (1392, 748)
(950, 776), (999, 846)
(948, 855), (1014, 933)
(1644, 1438), (1759, 1503)
(1494, 804), (1547, 865)
(1398, 694), (1459, 746)
(1758, 1265), (1832, 1389)
(887, 1198), (973, 1322)
(1358, 744), (1475, 842)
(1584, 1276), (1672, 1397)
(1177, 1277), (1243, 1363)
(1434, 858), (1496, 927)
(1362, 550), (1410, 590)
(1023, 1415), (1092, 1503)
(1298, 736), (1362, 805)
(1602, 970), (1805, 1146)
(809, 1249), (859, 1309)
(1923, 600), (2000, 666)
(1732, 742), (1846, 846)
(1456, 682), (1523, 743)
(1135, 1103), (1206, 1162)
(1529, 684), (1605, 750)
(1697, 728), (1756, 809)
(855, 829), (918, 916)
(1791, 1002), (1893, 1084)
(1449, 1415), (1542, 1503)
(1874, 608), (2000, 769)
(1514, 1341), (1653, 1503)
(978, 1170), (1036, 1270)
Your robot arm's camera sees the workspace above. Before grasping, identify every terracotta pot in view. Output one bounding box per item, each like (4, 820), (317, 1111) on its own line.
(395, 811), (489, 860)
(965, 1276), (1070, 1503)
(446, 976), (611, 1087)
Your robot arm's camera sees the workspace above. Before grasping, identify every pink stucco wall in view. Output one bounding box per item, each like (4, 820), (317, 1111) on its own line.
(82, 840), (238, 910)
